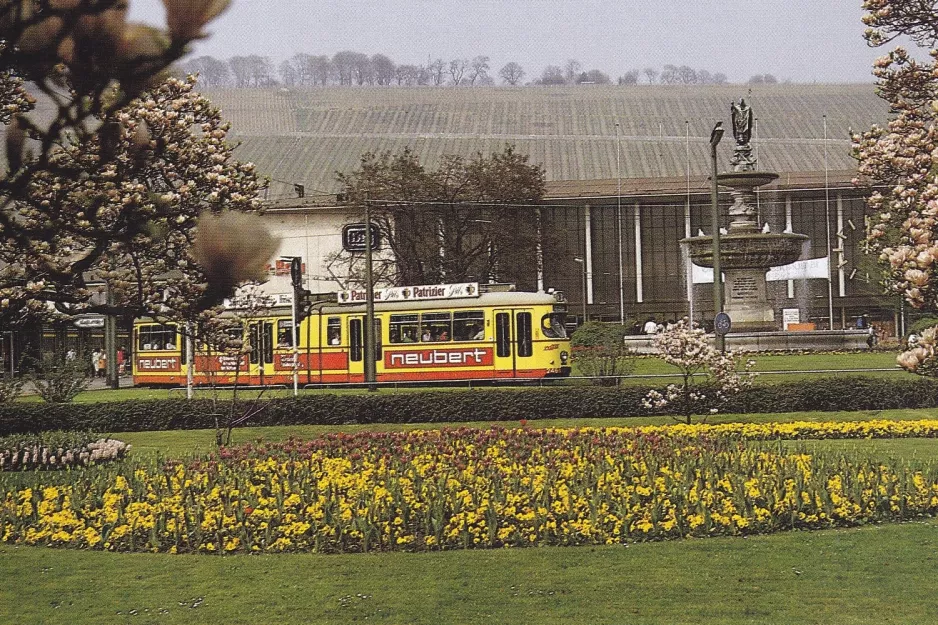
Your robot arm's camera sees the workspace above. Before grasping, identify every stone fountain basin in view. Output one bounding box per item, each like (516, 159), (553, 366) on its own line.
(716, 171), (779, 189)
(681, 232), (809, 270)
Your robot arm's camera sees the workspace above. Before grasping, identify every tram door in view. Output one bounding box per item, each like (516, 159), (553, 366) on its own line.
(248, 321), (274, 384)
(514, 310), (535, 376)
(347, 316), (381, 383)
(494, 309), (535, 377)
(494, 309), (514, 376)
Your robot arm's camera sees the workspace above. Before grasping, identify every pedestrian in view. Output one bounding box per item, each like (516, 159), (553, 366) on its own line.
(117, 347), (126, 376)
(90, 349), (100, 380)
(643, 317), (658, 335)
(96, 350), (107, 378)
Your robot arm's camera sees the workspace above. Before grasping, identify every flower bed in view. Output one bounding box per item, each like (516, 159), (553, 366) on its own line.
(0, 432), (130, 471)
(1, 422), (937, 554)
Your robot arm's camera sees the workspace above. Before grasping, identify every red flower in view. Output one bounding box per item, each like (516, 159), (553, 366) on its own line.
(519, 419), (528, 427)
(244, 506), (254, 516)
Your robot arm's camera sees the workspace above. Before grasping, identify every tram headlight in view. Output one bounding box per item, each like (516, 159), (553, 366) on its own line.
(560, 350), (569, 365)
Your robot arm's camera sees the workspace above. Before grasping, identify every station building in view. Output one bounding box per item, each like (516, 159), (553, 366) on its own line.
(213, 84), (898, 335)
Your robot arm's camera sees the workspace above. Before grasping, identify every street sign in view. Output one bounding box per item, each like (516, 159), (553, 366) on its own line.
(714, 312), (732, 335)
(74, 317), (105, 329)
(342, 223), (381, 252)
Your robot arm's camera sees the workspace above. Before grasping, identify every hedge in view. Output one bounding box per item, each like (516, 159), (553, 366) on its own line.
(1, 376), (937, 436)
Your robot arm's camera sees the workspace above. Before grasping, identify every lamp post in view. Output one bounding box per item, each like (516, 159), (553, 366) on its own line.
(709, 121), (725, 353)
(573, 257), (587, 324)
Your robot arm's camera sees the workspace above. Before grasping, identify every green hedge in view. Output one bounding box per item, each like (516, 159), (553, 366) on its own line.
(1, 376), (936, 435)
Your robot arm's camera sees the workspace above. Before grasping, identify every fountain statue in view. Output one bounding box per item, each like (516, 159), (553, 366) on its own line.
(682, 99), (809, 331)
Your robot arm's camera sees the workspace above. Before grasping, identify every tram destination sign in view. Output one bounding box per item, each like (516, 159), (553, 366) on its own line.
(338, 282), (480, 304)
(342, 223), (381, 252)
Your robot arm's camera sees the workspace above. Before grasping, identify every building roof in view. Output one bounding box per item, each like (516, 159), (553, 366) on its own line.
(200, 84), (887, 201)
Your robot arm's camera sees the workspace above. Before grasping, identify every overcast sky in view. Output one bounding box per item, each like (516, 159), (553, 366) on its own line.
(130, 1), (887, 83)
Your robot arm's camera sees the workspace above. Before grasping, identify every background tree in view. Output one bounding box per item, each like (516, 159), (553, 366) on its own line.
(579, 69), (611, 84)
(467, 55), (490, 85)
(618, 70), (640, 85)
(182, 55), (231, 87)
(329, 146), (545, 288)
(448, 58), (467, 86)
(372, 54), (395, 86)
(643, 67), (658, 84)
(499, 61), (525, 85)
(537, 65), (566, 85)
(428, 58), (446, 86)
(563, 59), (582, 84)
(332, 50), (358, 85)
(278, 59), (297, 86)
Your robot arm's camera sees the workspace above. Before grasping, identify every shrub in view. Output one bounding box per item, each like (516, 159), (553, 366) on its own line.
(570, 321), (636, 385)
(28, 351), (90, 403)
(0, 376), (936, 435)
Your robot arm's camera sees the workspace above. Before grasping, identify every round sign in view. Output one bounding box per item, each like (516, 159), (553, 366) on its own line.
(714, 312), (732, 335)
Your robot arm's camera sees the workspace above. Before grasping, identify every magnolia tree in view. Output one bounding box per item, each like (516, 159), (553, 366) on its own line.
(853, 1), (938, 374)
(642, 319), (755, 424)
(1, 1), (274, 328)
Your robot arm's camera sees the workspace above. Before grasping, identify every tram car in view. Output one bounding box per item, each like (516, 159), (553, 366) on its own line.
(132, 283), (571, 386)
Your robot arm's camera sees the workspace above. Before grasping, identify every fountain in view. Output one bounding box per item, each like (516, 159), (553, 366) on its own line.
(682, 98), (808, 332)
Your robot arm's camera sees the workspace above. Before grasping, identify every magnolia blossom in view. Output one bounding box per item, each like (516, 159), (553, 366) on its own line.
(643, 319), (755, 424)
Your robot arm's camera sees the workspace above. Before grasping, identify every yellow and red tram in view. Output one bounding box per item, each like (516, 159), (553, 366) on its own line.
(132, 284), (571, 386)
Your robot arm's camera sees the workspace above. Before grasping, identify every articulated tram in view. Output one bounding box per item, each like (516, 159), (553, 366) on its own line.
(132, 283), (571, 386)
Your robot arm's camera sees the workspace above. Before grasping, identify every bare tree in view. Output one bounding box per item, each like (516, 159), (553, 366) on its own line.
(449, 58), (468, 86)
(618, 69), (640, 85)
(712, 72), (729, 84)
(372, 54), (395, 86)
(467, 55), (490, 85)
(310, 55), (333, 86)
(499, 62), (525, 85)
(538, 65), (566, 85)
(580, 69), (611, 84)
(332, 146), (545, 288)
(332, 50), (358, 85)
(659, 64), (678, 84)
(290, 53), (315, 85)
(676, 65), (697, 84)
(428, 58), (446, 86)
(182, 56), (231, 87)
(564, 59), (582, 84)
(351, 52), (373, 85)
(643, 67), (659, 84)
(278, 59), (297, 86)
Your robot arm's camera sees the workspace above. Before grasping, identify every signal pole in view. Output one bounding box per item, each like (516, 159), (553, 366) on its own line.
(364, 197), (377, 391)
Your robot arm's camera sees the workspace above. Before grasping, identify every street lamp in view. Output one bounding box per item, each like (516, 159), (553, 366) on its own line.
(573, 257), (587, 324)
(709, 121), (725, 353)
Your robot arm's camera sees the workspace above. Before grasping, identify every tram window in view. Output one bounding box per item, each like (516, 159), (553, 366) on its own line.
(453, 311), (485, 341)
(389, 314), (419, 344)
(541, 313), (567, 339)
(420, 312), (451, 342)
(327, 317), (341, 346)
(495, 313), (511, 357)
(277, 320), (294, 348)
(516, 312), (533, 357)
(137, 324), (177, 352)
(349, 319), (362, 361)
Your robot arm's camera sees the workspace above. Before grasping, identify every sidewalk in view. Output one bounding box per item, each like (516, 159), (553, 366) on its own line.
(84, 376), (136, 391)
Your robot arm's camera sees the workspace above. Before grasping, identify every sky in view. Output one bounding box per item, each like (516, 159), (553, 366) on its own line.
(129, 1), (888, 84)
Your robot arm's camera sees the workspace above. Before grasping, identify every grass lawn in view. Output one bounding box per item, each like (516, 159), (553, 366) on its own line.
(2, 520), (936, 625)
